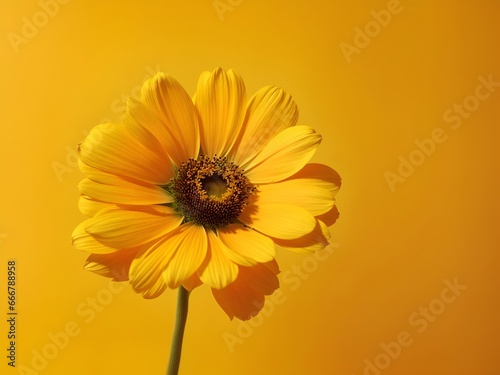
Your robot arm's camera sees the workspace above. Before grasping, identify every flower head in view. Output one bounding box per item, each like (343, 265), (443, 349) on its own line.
(72, 68), (341, 320)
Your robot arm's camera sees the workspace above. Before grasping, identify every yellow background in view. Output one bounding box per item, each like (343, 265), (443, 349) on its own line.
(1, 0), (499, 374)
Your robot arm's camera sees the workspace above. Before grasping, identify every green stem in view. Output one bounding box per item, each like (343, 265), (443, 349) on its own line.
(167, 286), (190, 375)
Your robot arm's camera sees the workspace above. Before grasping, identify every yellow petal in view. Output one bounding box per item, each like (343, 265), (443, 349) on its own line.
(243, 125), (321, 184)
(231, 86), (298, 166)
(79, 123), (172, 185)
(273, 219), (331, 253)
(78, 160), (173, 205)
(286, 163), (341, 196)
(130, 223), (207, 297)
(256, 180), (334, 216)
(140, 73), (200, 165)
(123, 98), (178, 173)
(199, 230), (238, 289)
(78, 159), (128, 185)
(72, 220), (118, 254)
(212, 260), (280, 320)
(217, 224), (276, 266)
(195, 68), (246, 157)
(163, 224), (208, 288)
(118, 100), (171, 170)
(85, 206), (183, 249)
(239, 201), (316, 240)
(79, 178), (171, 206)
(78, 159), (116, 184)
(129, 237), (171, 299)
(84, 249), (139, 281)
(78, 195), (115, 217)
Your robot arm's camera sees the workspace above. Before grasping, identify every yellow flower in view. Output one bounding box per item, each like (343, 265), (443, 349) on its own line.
(72, 68), (341, 320)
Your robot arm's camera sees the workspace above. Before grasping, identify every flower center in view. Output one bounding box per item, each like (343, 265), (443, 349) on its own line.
(202, 174), (227, 198)
(167, 156), (255, 229)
